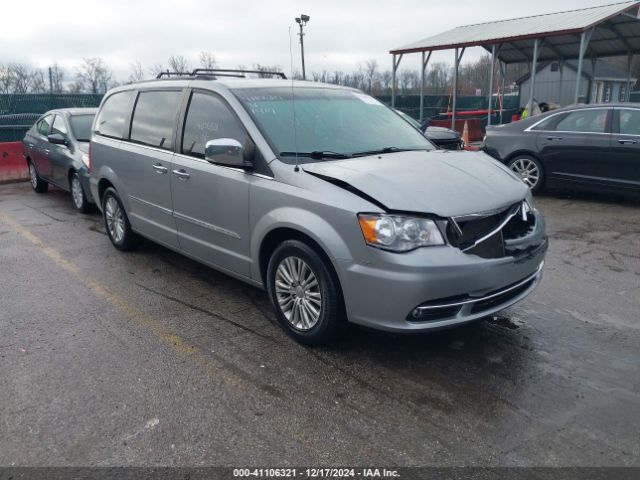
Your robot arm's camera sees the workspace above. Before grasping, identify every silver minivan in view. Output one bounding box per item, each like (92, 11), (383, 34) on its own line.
(89, 69), (547, 345)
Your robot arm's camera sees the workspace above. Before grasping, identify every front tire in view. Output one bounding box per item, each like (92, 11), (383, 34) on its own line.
(28, 160), (48, 193)
(102, 187), (141, 251)
(508, 155), (544, 193)
(70, 172), (92, 213)
(266, 240), (344, 345)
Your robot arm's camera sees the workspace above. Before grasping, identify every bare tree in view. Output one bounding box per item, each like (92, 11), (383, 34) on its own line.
(427, 62), (450, 94)
(168, 55), (190, 73)
(398, 69), (419, 93)
(0, 64), (12, 94)
(363, 59), (379, 93)
(75, 57), (113, 94)
(380, 70), (392, 93)
(128, 61), (145, 83)
(149, 63), (166, 78)
(253, 64), (283, 78)
(30, 69), (47, 93)
(199, 51), (217, 70)
(50, 63), (65, 93)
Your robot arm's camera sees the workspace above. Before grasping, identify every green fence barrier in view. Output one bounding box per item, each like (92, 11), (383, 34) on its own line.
(0, 92), (524, 143)
(0, 94), (103, 142)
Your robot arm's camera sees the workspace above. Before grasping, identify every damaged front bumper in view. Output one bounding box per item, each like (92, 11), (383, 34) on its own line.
(338, 208), (547, 332)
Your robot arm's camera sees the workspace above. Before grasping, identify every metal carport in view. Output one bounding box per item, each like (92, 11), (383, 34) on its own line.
(389, 1), (640, 128)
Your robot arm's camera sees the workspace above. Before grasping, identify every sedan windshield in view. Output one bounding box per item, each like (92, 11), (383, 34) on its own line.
(233, 87), (434, 163)
(69, 114), (95, 142)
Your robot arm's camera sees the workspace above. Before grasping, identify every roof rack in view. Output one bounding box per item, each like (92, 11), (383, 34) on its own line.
(155, 68), (287, 80)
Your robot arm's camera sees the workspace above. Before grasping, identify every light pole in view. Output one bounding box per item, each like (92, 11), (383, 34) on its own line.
(295, 14), (310, 79)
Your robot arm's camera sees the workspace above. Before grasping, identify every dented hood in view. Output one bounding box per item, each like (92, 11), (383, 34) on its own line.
(302, 150), (528, 217)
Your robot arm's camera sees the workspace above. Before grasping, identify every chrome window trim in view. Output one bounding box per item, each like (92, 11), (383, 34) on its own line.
(524, 107), (611, 134)
(172, 152), (274, 180)
(121, 141), (172, 155)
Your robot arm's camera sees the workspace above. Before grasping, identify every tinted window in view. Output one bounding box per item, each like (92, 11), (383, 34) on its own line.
(69, 114), (95, 142)
(37, 115), (53, 136)
(51, 115), (68, 136)
(130, 90), (182, 149)
(182, 92), (246, 158)
(555, 109), (608, 133)
(619, 109), (640, 136)
(95, 91), (134, 139)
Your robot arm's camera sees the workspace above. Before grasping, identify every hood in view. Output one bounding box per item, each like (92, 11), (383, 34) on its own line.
(424, 126), (460, 140)
(302, 150), (528, 217)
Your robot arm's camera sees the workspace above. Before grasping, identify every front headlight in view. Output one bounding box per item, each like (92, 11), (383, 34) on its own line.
(358, 214), (445, 252)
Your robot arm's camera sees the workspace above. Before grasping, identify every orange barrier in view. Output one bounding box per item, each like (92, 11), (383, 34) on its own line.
(0, 142), (28, 183)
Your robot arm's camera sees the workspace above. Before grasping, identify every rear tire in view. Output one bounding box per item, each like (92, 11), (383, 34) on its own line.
(70, 172), (92, 213)
(508, 155), (544, 194)
(28, 160), (48, 193)
(266, 239), (344, 345)
(102, 187), (141, 251)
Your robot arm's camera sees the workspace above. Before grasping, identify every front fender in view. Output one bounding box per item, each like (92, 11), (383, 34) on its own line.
(250, 206), (355, 284)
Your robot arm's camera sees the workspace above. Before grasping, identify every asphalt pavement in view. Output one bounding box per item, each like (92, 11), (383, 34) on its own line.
(0, 181), (638, 467)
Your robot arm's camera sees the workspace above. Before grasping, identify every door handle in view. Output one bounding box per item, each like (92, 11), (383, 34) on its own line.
(152, 164), (168, 174)
(546, 136), (563, 141)
(28, 143), (34, 148)
(43, 148), (50, 154)
(172, 169), (190, 180)
(618, 139), (637, 145)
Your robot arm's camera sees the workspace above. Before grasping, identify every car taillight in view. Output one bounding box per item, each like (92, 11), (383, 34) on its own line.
(86, 144), (91, 172)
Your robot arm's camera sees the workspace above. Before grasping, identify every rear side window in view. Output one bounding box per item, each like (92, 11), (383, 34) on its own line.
(182, 92), (246, 158)
(618, 109), (640, 136)
(95, 91), (134, 139)
(130, 90), (183, 150)
(37, 115), (53, 136)
(555, 109), (608, 134)
(530, 115), (557, 131)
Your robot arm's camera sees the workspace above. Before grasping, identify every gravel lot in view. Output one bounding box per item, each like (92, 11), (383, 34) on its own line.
(0, 181), (638, 467)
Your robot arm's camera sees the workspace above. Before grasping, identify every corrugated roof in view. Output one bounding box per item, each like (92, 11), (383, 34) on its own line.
(390, 1), (640, 60)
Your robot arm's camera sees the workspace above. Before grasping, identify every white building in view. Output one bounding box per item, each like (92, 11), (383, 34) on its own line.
(517, 59), (637, 107)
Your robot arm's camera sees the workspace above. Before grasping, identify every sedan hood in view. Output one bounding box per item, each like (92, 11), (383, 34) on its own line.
(302, 150), (528, 217)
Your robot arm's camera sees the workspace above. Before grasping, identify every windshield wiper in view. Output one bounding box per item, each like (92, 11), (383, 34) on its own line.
(279, 151), (352, 160)
(350, 147), (426, 157)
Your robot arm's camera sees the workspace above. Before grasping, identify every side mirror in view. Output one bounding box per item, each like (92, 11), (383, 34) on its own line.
(48, 133), (67, 146)
(205, 138), (252, 169)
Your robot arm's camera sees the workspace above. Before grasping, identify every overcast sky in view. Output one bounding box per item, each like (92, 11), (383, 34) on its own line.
(0, 0), (619, 80)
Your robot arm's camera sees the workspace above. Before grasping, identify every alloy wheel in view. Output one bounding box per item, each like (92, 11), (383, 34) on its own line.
(71, 176), (84, 209)
(29, 164), (38, 189)
(275, 256), (322, 331)
(510, 158), (540, 190)
(104, 196), (125, 243)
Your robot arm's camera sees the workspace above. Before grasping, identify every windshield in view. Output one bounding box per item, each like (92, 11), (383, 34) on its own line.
(233, 87), (434, 163)
(68, 114), (95, 142)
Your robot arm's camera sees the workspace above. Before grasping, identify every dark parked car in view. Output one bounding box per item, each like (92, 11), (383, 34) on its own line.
(396, 110), (464, 150)
(23, 108), (97, 212)
(484, 103), (640, 194)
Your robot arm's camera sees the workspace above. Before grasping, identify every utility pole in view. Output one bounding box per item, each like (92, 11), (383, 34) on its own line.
(295, 14), (310, 79)
(48, 67), (53, 94)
